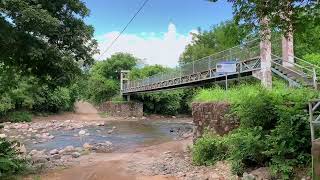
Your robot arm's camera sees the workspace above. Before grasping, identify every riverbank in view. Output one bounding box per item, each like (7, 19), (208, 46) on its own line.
(26, 138), (234, 180)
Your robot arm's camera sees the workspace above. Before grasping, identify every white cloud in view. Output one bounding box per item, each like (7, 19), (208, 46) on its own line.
(96, 23), (196, 67)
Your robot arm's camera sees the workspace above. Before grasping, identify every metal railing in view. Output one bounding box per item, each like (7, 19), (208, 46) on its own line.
(122, 39), (261, 93)
(122, 38), (319, 93)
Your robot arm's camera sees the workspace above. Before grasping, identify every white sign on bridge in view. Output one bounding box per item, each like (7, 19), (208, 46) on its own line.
(216, 61), (237, 73)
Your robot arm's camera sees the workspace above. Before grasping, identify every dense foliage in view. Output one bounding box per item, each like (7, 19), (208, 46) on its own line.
(0, 0), (97, 120)
(0, 138), (28, 177)
(130, 65), (194, 115)
(179, 21), (245, 64)
(85, 53), (139, 104)
(192, 82), (319, 178)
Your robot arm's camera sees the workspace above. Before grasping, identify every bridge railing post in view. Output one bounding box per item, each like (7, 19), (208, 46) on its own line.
(208, 57), (212, 77)
(193, 61), (195, 74)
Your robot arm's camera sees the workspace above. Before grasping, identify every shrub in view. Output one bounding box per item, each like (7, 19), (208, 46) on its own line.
(86, 77), (119, 105)
(33, 86), (76, 113)
(7, 111), (32, 122)
(192, 81), (319, 178)
(224, 127), (267, 175)
(0, 138), (28, 177)
(47, 87), (73, 112)
(134, 90), (184, 115)
(0, 94), (13, 116)
(192, 134), (227, 166)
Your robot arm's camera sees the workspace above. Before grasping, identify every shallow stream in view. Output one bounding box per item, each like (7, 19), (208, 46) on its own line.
(25, 120), (193, 152)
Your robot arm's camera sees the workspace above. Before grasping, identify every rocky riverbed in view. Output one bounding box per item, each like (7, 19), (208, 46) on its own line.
(0, 117), (193, 172)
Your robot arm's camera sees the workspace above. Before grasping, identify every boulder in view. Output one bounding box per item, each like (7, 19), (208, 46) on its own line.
(83, 143), (93, 150)
(49, 149), (59, 155)
(52, 154), (61, 160)
(71, 152), (81, 158)
(63, 145), (75, 153)
(250, 167), (271, 180)
(18, 144), (27, 154)
(93, 141), (113, 153)
(79, 130), (86, 135)
(242, 172), (256, 180)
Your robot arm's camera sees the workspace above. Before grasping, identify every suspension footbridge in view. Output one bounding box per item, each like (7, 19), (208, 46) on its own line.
(121, 38), (319, 95)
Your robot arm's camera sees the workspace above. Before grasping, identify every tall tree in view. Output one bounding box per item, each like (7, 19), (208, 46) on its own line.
(180, 21), (244, 64)
(0, 0), (98, 87)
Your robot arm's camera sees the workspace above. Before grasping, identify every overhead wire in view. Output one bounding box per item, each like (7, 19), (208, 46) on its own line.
(98, 0), (150, 60)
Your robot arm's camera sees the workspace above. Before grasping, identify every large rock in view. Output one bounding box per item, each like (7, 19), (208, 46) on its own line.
(71, 152), (81, 158)
(78, 130), (86, 135)
(0, 134), (7, 138)
(83, 143), (93, 150)
(250, 167), (271, 180)
(49, 149), (59, 155)
(63, 145), (75, 153)
(242, 172), (256, 180)
(93, 141), (113, 153)
(18, 144), (27, 154)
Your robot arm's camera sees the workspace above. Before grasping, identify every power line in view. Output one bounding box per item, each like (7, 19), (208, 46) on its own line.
(99, 0), (150, 60)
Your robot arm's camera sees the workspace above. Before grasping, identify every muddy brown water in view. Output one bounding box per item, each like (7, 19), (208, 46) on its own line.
(25, 120), (193, 152)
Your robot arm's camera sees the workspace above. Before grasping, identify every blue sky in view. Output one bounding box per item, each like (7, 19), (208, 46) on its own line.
(83, 0), (233, 66)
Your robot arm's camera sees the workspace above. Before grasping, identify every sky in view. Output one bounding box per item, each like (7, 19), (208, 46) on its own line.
(83, 0), (233, 67)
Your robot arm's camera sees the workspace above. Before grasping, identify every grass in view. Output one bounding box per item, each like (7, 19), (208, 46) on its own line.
(193, 80), (316, 104)
(193, 83), (262, 104)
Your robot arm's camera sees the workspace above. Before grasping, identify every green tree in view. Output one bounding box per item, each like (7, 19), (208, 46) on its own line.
(130, 65), (185, 115)
(86, 53), (139, 104)
(180, 21), (245, 64)
(0, 0), (98, 87)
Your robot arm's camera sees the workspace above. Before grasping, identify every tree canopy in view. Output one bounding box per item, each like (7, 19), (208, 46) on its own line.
(0, 0), (98, 87)
(179, 21), (245, 64)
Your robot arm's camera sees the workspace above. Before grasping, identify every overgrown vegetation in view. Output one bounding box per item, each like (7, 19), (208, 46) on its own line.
(192, 82), (319, 179)
(0, 138), (28, 177)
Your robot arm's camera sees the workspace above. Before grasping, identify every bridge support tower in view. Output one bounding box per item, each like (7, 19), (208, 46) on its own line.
(259, 17), (272, 89)
(120, 70), (130, 101)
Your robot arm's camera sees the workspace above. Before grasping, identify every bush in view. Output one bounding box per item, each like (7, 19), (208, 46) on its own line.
(0, 138), (28, 177)
(192, 81), (319, 178)
(134, 90), (184, 115)
(7, 111), (32, 122)
(224, 127), (267, 175)
(192, 134), (227, 166)
(33, 86), (75, 113)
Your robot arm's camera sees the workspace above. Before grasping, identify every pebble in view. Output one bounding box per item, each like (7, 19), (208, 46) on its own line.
(0, 134), (7, 138)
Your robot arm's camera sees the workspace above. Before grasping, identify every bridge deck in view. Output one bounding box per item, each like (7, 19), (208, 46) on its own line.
(122, 57), (261, 94)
